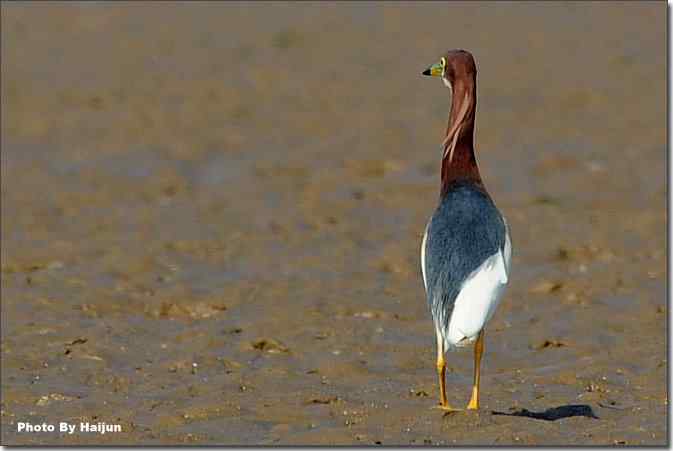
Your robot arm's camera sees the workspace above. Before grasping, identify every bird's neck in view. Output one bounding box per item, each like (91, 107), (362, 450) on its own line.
(440, 78), (483, 197)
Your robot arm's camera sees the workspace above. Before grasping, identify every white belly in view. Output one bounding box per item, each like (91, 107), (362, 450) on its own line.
(444, 228), (511, 348)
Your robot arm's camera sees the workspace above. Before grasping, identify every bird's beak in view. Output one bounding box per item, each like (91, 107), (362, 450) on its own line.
(422, 61), (443, 77)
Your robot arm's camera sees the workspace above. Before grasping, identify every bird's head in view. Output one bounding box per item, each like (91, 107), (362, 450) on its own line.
(422, 49), (477, 89)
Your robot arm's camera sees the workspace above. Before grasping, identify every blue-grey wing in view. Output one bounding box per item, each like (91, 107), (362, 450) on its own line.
(422, 183), (507, 331)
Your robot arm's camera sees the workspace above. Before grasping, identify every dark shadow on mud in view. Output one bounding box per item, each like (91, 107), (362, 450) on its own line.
(492, 404), (599, 421)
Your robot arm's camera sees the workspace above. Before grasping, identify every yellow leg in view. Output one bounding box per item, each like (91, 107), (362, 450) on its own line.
(432, 332), (459, 411)
(437, 352), (449, 407)
(466, 330), (484, 410)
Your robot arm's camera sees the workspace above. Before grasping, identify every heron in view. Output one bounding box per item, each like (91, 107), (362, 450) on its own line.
(420, 49), (512, 411)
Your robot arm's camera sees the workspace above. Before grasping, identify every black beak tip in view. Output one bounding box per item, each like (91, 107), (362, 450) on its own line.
(422, 68), (431, 76)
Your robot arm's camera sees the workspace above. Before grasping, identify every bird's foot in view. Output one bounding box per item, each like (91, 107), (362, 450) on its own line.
(466, 387), (479, 410)
(465, 400), (479, 410)
(432, 403), (462, 414)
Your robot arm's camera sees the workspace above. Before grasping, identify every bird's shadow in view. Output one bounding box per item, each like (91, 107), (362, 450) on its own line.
(492, 404), (599, 421)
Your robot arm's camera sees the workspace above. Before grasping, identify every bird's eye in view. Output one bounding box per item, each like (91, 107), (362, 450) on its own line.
(440, 57), (446, 68)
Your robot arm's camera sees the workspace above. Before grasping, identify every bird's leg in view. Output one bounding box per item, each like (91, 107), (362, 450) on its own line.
(437, 352), (449, 407)
(432, 332), (458, 411)
(466, 330), (484, 410)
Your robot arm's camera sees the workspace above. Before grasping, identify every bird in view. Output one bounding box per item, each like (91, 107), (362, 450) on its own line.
(420, 50), (512, 411)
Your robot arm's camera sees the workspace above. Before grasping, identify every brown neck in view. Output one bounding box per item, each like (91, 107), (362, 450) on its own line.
(440, 77), (482, 196)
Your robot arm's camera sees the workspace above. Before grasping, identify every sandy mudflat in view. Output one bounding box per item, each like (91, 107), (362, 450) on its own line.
(0, 2), (666, 445)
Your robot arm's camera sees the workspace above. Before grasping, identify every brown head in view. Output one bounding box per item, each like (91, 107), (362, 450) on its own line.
(422, 49), (477, 85)
(423, 50), (483, 196)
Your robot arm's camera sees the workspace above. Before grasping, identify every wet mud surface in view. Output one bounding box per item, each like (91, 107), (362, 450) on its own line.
(1, 2), (667, 445)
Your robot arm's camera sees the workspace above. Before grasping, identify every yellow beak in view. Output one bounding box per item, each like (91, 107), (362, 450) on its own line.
(422, 61), (444, 77)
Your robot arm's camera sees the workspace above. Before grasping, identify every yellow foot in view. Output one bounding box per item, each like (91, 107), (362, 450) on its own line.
(466, 387), (479, 410)
(432, 404), (462, 413)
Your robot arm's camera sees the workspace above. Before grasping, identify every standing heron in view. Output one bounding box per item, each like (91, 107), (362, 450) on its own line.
(420, 50), (511, 411)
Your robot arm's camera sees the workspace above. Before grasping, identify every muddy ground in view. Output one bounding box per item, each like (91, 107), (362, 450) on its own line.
(0, 2), (667, 446)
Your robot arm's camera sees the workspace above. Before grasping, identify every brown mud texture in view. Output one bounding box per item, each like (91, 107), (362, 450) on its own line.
(1, 2), (666, 446)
